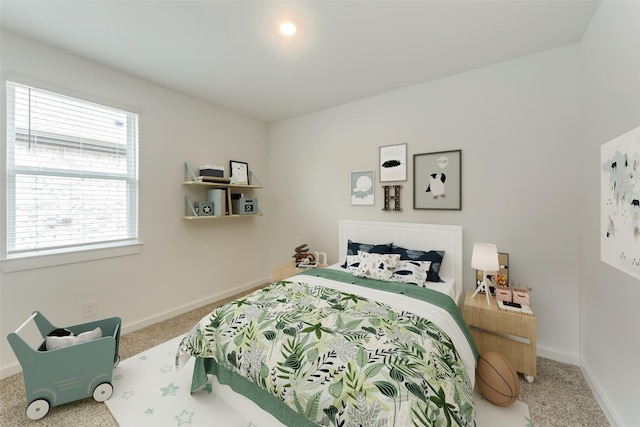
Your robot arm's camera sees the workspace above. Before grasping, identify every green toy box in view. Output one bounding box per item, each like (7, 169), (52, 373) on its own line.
(7, 311), (121, 420)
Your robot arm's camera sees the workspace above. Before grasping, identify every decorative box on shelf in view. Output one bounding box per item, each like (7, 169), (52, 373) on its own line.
(199, 165), (225, 178)
(231, 194), (258, 215)
(192, 201), (214, 216)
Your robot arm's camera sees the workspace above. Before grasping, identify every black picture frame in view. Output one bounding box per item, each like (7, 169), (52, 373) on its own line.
(413, 149), (461, 210)
(230, 160), (249, 185)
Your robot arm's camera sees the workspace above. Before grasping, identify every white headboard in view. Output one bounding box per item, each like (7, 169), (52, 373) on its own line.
(339, 220), (463, 303)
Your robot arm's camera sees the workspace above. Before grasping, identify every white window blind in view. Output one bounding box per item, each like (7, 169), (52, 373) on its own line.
(5, 81), (139, 259)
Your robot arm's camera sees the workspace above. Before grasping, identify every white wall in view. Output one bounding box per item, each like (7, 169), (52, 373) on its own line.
(269, 45), (582, 364)
(579, 1), (640, 426)
(0, 31), (270, 377)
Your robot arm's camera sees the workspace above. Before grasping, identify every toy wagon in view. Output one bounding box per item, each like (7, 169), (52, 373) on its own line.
(7, 311), (121, 420)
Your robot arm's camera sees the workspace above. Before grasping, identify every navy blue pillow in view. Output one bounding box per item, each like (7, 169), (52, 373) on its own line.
(342, 240), (392, 268)
(391, 244), (445, 282)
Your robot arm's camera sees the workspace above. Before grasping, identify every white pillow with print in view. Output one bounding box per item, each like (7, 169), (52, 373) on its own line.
(354, 251), (400, 281)
(391, 260), (432, 286)
(344, 255), (361, 272)
(45, 327), (102, 350)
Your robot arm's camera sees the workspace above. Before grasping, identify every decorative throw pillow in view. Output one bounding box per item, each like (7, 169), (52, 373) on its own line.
(341, 240), (393, 267)
(391, 260), (432, 286)
(353, 251), (400, 281)
(344, 254), (360, 272)
(391, 244), (445, 282)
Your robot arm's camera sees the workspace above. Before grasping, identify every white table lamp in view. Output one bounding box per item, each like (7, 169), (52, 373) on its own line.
(471, 243), (500, 305)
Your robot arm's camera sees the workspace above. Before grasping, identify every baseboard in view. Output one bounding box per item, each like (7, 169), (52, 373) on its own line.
(1, 361), (21, 379)
(119, 278), (268, 336)
(535, 347), (621, 426)
(0, 278), (269, 380)
(536, 345), (581, 366)
(580, 357), (622, 427)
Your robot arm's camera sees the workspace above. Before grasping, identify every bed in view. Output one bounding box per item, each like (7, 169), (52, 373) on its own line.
(176, 220), (478, 426)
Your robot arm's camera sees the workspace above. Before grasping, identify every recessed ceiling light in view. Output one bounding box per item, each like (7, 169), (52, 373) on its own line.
(279, 19), (298, 36)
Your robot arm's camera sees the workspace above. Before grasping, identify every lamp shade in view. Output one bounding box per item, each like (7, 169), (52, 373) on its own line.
(471, 243), (500, 272)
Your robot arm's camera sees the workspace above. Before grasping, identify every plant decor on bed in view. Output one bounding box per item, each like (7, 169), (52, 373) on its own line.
(176, 280), (475, 427)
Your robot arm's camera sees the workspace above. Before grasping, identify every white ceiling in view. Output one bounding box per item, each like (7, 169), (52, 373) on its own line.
(0, 1), (600, 123)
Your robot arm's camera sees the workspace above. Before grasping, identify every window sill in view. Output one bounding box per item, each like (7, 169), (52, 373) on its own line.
(1, 241), (144, 273)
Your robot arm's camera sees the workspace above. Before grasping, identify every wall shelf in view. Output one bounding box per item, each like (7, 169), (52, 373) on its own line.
(182, 212), (260, 220)
(182, 181), (262, 189)
(182, 162), (262, 219)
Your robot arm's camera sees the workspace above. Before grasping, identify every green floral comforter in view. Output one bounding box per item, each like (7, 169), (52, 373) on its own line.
(176, 279), (475, 426)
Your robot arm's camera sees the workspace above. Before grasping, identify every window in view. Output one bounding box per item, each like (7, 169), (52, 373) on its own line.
(5, 81), (139, 260)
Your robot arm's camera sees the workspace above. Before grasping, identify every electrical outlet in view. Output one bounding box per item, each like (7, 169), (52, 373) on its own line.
(83, 300), (97, 318)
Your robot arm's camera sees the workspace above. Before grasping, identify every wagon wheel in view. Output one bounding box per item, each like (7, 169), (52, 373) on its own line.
(26, 398), (50, 420)
(93, 382), (113, 402)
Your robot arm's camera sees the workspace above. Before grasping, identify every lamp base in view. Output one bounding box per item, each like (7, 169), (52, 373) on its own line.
(472, 279), (492, 305)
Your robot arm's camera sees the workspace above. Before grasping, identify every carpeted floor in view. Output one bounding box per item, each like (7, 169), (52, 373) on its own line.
(1, 285), (611, 426)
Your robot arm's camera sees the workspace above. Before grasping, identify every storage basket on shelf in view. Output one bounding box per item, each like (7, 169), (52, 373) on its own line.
(6, 311), (121, 420)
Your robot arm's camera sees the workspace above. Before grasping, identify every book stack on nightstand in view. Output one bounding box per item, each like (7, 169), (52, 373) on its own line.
(463, 290), (537, 383)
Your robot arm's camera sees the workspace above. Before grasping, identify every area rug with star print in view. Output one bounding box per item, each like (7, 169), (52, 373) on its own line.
(105, 335), (531, 427)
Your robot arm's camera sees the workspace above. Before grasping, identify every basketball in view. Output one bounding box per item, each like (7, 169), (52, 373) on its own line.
(476, 352), (520, 406)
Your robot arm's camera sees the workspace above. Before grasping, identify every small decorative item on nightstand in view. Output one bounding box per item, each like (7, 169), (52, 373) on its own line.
(293, 244), (315, 265)
(495, 286), (512, 303)
(512, 286), (530, 306)
(292, 245), (327, 269)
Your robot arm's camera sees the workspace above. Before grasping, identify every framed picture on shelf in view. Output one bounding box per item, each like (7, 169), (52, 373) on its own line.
(230, 160), (249, 185)
(413, 149), (461, 210)
(379, 143), (407, 182)
(351, 171), (375, 205)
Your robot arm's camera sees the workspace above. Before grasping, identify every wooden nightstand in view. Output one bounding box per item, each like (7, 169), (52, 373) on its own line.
(272, 261), (328, 281)
(463, 290), (537, 382)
